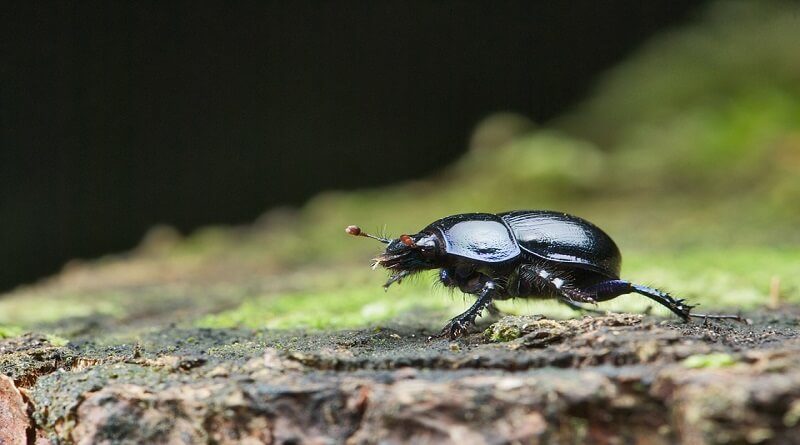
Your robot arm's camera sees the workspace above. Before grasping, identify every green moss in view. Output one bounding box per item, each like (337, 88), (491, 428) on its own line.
(196, 276), (457, 330)
(484, 324), (522, 343)
(0, 290), (127, 326)
(0, 325), (23, 338)
(682, 353), (738, 369)
(44, 334), (70, 347)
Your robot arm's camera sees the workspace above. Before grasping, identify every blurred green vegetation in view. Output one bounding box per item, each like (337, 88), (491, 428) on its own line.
(682, 353), (738, 369)
(1, 1), (798, 334)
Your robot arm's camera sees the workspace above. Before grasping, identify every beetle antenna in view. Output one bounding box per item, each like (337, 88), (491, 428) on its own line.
(345, 225), (391, 244)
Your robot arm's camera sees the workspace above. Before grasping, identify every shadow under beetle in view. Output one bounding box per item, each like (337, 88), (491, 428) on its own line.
(347, 210), (743, 339)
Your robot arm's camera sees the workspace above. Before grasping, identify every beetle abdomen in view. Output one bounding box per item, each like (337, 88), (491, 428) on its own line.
(499, 210), (621, 278)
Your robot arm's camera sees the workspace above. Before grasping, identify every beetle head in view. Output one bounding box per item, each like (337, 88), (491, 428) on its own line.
(374, 232), (442, 288)
(345, 225), (442, 289)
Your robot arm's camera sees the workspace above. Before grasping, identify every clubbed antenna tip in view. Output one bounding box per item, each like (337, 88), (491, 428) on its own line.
(345, 225), (391, 244)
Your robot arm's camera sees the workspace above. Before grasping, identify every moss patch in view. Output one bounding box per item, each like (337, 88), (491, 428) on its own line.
(682, 353), (738, 369)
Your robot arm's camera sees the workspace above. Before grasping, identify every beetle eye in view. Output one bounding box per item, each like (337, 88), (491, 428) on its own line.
(399, 234), (415, 247)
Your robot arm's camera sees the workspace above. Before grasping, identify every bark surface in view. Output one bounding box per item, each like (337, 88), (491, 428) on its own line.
(2, 311), (800, 444)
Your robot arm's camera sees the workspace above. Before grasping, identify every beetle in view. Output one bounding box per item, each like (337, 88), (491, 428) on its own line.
(347, 210), (743, 339)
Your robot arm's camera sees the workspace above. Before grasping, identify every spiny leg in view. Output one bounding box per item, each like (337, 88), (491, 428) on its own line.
(576, 280), (690, 320)
(582, 280), (744, 322)
(516, 264), (742, 322)
(437, 280), (496, 339)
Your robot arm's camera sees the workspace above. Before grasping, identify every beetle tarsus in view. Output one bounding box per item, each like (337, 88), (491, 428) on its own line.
(559, 298), (606, 315)
(438, 318), (469, 340)
(688, 312), (748, 323)
(627, 283), (694, 321)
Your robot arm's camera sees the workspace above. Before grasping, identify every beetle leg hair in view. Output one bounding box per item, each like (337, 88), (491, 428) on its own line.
(438, 268), (458, 288)
(516, 263), (595, 304)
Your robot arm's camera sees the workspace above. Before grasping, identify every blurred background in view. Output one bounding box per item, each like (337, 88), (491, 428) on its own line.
(0, 1), (798, 334)
(2, 0), (702, 291)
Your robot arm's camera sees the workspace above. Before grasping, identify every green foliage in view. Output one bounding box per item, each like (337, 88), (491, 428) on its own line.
(560, 1), (800, 148)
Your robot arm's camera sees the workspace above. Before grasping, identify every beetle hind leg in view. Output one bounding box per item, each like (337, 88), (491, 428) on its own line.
(627, 282), (693, 321)
(631, 283), (745, 321)
(566, 279), (692, 320)
(579, 280), (744, 322)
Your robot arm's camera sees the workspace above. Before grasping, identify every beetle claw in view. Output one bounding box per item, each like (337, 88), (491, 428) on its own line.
(688, 312), (747, 323)
(437, 318), (471, 340)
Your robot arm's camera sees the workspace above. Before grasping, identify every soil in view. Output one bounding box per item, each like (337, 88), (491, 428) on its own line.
(2, 310), (800, 444)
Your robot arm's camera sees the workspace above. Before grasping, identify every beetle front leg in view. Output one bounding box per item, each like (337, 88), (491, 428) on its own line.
(437, 279), (496, 339)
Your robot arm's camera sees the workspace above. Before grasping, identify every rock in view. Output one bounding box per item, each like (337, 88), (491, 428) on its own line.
(0, 374), (28, 445)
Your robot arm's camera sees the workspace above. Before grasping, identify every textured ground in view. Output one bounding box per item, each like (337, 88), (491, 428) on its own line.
(2, 310), (800, 444)
(2, 3), (799, 443)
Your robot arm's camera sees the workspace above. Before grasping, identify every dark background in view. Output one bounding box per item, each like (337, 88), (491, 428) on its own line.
(0, 1), (705, 291)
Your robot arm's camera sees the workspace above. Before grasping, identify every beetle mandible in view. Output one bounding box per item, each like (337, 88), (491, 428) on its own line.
(347, 210), (742, 339)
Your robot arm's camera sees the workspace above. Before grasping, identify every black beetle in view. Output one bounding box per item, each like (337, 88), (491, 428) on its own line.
(347, 210), (742, 339)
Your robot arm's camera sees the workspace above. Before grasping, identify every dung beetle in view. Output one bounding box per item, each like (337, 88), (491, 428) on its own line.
(347, 210), (743, 339)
